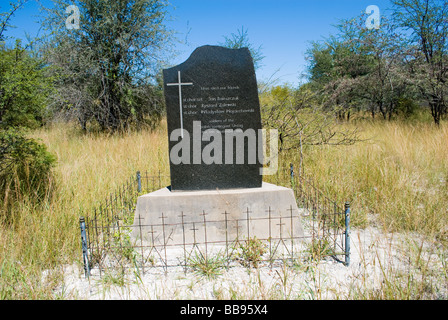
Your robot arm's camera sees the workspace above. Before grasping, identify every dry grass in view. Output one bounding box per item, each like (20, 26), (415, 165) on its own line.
(0, 121), (169, 299)
(285, 120), (448, 236)
(0, 118), (447, 299)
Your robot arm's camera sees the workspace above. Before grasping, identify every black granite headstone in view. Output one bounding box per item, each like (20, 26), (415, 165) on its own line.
(163, 45), (263, 191)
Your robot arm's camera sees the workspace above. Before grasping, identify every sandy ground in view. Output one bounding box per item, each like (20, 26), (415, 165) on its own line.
(51, 225), (448, 300)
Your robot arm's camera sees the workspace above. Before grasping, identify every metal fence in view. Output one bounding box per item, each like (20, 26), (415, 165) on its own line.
(79, 165), (350, 278)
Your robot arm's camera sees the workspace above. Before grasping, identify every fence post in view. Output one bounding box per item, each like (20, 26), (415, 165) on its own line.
(344, 202), (351, 267)
(79, 216), (90, 278)
(136, 171), (142, 193)
(290, 163), (295, 189)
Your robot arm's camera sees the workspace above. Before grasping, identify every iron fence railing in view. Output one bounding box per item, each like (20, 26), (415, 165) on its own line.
(79, 165), (350, 278)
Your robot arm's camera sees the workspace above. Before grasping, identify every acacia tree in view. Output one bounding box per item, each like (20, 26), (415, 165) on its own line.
(306, 13), (418, 121)
(348, 15), (413, 120)
(43, 0), (172, 132)
(306, 20), (376, 120)
(392, 0), (448, 125)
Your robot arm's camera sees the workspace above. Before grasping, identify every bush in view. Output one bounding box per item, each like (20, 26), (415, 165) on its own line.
(0, 129), (56, 216)
(396, 97), (420, 119)
(234, 237), (267, 268)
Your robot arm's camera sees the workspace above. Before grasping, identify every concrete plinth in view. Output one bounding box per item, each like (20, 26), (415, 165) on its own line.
(132, 182), (304, 246)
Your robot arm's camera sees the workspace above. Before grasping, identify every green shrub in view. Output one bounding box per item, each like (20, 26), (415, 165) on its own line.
(396, 97), (420, 119)
(0, 41), (54, 130)
(234, 237), (267, 268)
(188, 249), (227, 279)
(0, 129), (56, 217)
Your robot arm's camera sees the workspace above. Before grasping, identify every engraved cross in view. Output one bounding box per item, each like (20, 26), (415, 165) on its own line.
(167, 71), (193, 138)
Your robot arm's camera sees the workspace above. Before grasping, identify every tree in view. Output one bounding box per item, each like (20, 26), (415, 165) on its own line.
(42, 0), (173, 132)
(306, 14), (417, 121)
(1, 2), (54, 129)
(306, 21), (376, 120)
(0, 2), (56, 215)
(306, 42), (335, 88)
(261, 83), (361, 176)
(0, 0), (27, 41)
(392, 0), (448, 125)
(346, 15), (412, 120)
(0, 41), (54, 129)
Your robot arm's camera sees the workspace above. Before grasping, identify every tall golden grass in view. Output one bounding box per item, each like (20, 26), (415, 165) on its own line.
(0, 119), (447, 299)
(299, 120), (448, 235)
(0, 121), (169, 298)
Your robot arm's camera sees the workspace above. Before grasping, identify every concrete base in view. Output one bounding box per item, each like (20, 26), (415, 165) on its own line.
(132, 182), (304, 246)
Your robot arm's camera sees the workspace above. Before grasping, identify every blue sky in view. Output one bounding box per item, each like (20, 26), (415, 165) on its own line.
(2, 0), (394, 86)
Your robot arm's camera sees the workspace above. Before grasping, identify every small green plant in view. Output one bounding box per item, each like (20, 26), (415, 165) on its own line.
(305, 237), (335, 261)
(188, 249), (226, 279)
(112, 229), (137, 263)
(235, 237), (267, 268)
(101, 268), (128, 288)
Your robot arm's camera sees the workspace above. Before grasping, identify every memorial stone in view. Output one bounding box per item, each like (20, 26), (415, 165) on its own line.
(163, 45), (263, 191)
(133, 46), (304, 246)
